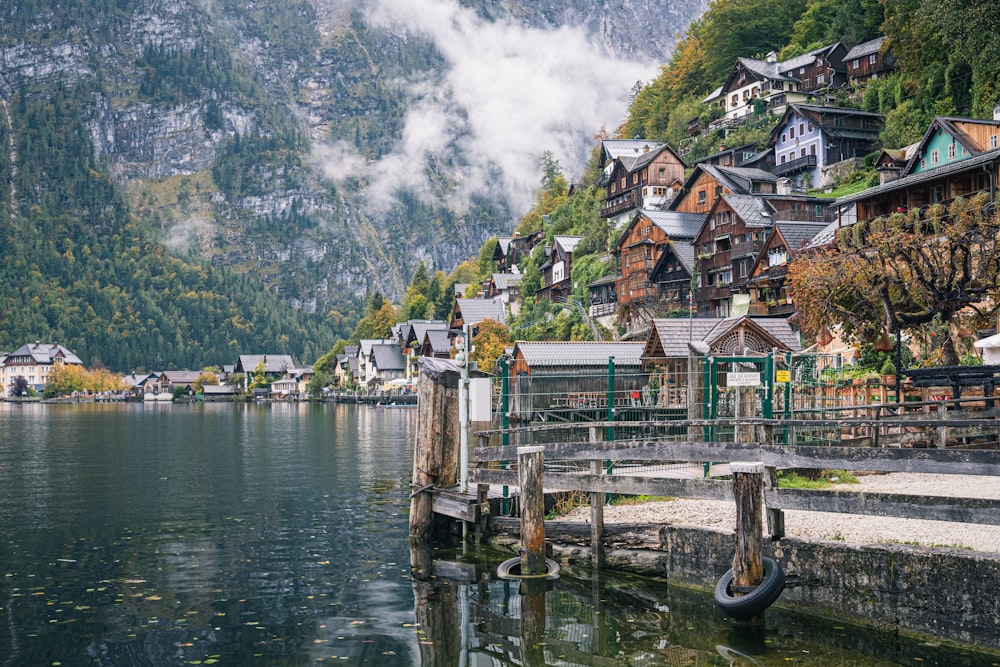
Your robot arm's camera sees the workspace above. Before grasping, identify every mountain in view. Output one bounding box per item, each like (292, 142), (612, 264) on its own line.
(0, 0), (707, 369)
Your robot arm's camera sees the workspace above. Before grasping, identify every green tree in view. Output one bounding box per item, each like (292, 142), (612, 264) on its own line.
(250, 360), (270, 389)
(307, 370), (328, 399)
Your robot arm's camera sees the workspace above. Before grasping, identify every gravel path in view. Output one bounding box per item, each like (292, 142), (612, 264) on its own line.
(555, 473), (1000, 554)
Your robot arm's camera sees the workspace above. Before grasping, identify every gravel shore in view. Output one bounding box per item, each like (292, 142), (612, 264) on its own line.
(555, 472), (1000, 553)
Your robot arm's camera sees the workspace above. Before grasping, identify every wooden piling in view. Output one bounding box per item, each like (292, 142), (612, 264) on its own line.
(731, 461), (766, 624)
(518, 445), (547, 576)
(409, 362), (460, 539)
(588, 427), (605, 569)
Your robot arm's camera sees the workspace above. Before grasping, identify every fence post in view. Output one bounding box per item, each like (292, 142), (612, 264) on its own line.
(588, 427), (604, 569)
(518, 446), (547, 576)
(938, 402), (948, 448)
(731, 461), (766, 624)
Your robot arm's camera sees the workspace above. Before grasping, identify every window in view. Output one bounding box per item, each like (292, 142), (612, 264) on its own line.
(921, 159), (927, 170)
(852, 59), (859, 69)
(620, 177), (626, 188)
(948, 143), (956, 159)
(992, 135), (998, 149)
(780, 155), (786, 164)
(808, 122), (814, 132)
(731, 94), (739, 106)
(781, 133), (786, 142)
(869, 53), (877, 65)
(697, 190), (707, 204)
(789, 126), (795, 139)
(810, 144), (816, 155)
(799, 122), (805, 135)
(930, 149), (939, 165)
(816, 74), (825, 85)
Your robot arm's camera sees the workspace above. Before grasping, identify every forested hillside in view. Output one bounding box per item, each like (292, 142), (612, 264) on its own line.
(0, 0), (706, 370)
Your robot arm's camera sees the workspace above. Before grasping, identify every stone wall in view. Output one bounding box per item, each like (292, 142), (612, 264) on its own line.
(659, 525), (1000, 647)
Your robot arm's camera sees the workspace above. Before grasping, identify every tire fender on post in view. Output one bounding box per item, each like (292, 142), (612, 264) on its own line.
(714, 556), (785, 619)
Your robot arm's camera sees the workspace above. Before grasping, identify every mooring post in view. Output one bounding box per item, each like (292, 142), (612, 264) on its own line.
(731, 461), (766, 624)
(588, 427), (605, 569)
(518, 445), (546, 576)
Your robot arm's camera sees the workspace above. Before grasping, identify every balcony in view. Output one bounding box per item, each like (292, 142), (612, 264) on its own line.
(773, 154), (817, 177)
(601, 191), (638, 218)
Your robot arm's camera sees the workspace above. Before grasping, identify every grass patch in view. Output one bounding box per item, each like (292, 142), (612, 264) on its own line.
(778, 469), (860, 489)
(609, 494), (676, 506)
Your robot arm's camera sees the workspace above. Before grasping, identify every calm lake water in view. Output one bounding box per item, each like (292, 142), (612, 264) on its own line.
(0, 402), (993, 666)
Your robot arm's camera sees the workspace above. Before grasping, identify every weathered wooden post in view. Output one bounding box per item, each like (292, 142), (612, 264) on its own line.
(409, 359), (460, 541)
(588, 427), (605, 569)
(731, 461), (765, 623)
(760, 424), (785, 540)
(518, 445), (547, 575)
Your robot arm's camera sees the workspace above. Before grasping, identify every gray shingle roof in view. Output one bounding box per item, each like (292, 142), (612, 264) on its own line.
(773, 221), (829, 250)
(237, 354), (296, 374)
(456, 298), (507, 326)
(844, 36), (886, 60)
(602, 139), (666, 161)
(802, 219), (842, 250)
(423, 328), (452, 354)
(371, 344), (405, 371)
(514, 341), (645, 368)
(648, 317), (802, 358)
(5, 342), (83, 366)
(724, 194), (775, 227)
(587, 274), (620, 288)
(553, 235), (585, 255)
(644, 210), (705, 239)
(491, 273), (523, 291)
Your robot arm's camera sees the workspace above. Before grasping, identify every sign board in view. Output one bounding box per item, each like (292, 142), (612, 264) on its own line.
(726, 371), (761, 387)
(775, 369), (791, 383)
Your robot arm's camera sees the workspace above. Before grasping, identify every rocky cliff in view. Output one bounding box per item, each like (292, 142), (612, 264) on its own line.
(0, 0), (707, 314)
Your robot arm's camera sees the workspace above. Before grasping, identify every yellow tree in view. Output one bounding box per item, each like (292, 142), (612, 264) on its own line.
(470, 319), (512, 372)
(194, 372), (219, 393)
(47, 364), (90, 395)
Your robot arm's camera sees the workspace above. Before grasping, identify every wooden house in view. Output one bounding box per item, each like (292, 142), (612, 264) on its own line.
(599, 142), (686, 229)
(713, 44), (847, 122)
(508, 341), (647, 420)
(537, 235), (584, 302)
(612, 209), (703, 327)
(745, 221), (828, 317)
(492, 237), (514, 272)
(451, 297), (507, 330)
(670, 165), (777, 216)
(769, 104), (883, 190)
(420, 329), (452, 359)
(587, 274), (620, 318)
(844, 37), (894, 85)
(487, 272), (522, 305)
(648, 239), (697, 313)
(833, 115), (1000, 227)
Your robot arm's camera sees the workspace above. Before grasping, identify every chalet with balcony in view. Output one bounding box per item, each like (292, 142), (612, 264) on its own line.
(769, 104), (883, 190)
(537, 235), (584, 302)
(693, 194), (780, 317)
(833, 115), (1000, 227)
(587, 274), (620, 318)
(599, 142), (686, 229)
(671, 164), (778, 215)
(613, 209), (703, 328)
(647, 239), (697, 314)
(713, 44), (847, 122)
(746, 221), (828, 317)
(844, 37), (894, 85)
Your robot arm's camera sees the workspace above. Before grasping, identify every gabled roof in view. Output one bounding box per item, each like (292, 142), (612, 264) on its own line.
(159, 370), (202, 384)
(553, 235), (585, 255)
(407, 320), (448, 346)
(626, 143), (687, 172)
(601, 139), (666, 163)
(644, 317), (801, 358)
(586, 273), (621, 288)
(645, 210), (705, 239)
(513, 341), (645, 368)
(5, 342), (83, 366)
(422, 328), (452, 355)
(801, 219), (842, 250)
(455, 297), (507, 327)
(773, 221), (830, 250)
(236, 354), (296, 374)
(371, 344), (406, 371)
(835, 146), (1000, 206)
(844, 36), (886, 61)
(649, 240), (696, 284)
(692, 142), (760, 167)
(905, 116), (1000, 174)
(723, 194), (776, 228)
(490, 273), (523, 291)
(359, 339), (393, 357)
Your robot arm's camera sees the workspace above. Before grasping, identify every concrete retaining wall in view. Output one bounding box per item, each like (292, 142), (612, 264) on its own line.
(659, 525), (1000, 647)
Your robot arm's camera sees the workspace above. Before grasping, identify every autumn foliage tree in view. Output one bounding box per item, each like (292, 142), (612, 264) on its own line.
(470, 319), (512, 372)
(790, 193), (1000, 365)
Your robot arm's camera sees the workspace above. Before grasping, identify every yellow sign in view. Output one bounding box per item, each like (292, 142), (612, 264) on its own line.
(775, 369), (791, 383)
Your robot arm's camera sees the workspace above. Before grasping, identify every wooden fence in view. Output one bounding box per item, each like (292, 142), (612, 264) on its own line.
(469, 414), (1000, 560)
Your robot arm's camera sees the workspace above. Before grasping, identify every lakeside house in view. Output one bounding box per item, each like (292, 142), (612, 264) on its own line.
(0, 342), (84, 395)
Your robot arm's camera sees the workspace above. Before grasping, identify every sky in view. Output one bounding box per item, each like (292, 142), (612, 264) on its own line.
(314, 0), (662, 217)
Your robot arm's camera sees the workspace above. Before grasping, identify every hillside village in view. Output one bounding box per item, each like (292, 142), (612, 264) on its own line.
(7, 29), (1000, 400)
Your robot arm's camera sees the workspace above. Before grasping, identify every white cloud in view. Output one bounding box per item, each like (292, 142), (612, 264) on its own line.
(315, 0), (659, 217)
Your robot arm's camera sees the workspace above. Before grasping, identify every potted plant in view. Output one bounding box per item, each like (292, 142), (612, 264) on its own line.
(880, 358), (896, 385)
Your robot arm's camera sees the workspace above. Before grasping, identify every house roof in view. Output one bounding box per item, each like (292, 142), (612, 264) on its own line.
(773, 221), (830, 250)
(768, 104), (883, 147)
(553, 235), (585, 255)
(601, 139), (666, 163)
(645, 210), (705, 239)
(587, 273), (621, 288)
(407, 320), (448, 345)
(649, 240), (696, 284)
(4, 342), (83, 366)
(646, 317), (802, 358)
(237, 354), (296, 374)
(423, 328), (452, 355)
(455, 297), (507, 326)
(514, 341), (645, 368)
(159, 370), (202, 384)
(371, 344), (406, 371)
(801, 219), (842, 250)
(844, 36), (886, 61)
(723, 194), (776, 227)
(359, 339), (394, 357)
(834, 146), (1000, 206)
(491, 273), (523, 291)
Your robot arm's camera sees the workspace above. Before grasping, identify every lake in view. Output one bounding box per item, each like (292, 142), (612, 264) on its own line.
(0, 402), (991, 666)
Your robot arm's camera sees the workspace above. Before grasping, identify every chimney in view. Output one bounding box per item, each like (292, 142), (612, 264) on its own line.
(765, 51), (777, 63)
(643, 144), (650, 153)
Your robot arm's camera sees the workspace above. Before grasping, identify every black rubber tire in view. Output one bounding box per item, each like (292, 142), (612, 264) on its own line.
(496, 556), (560, 581)
(714, 557), (785, 619)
